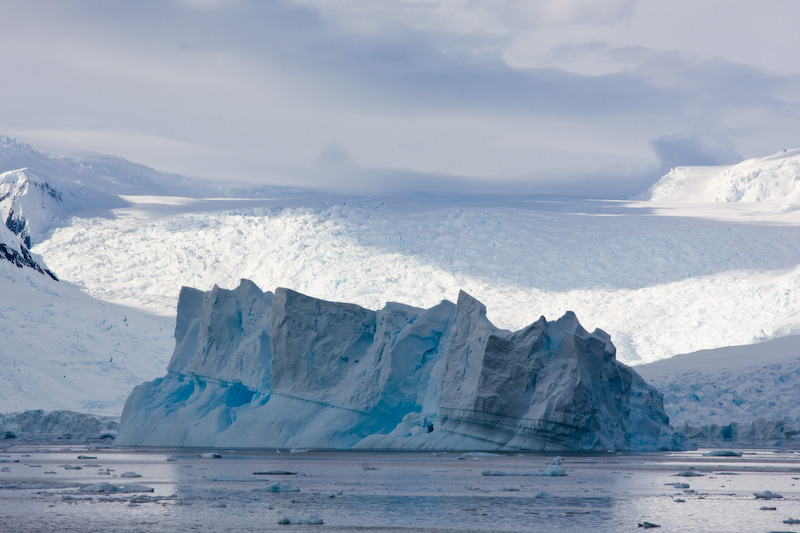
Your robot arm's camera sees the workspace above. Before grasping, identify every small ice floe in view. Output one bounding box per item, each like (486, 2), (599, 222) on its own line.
(673, 498), (685, 503)
(198, 452), (222, 458)
(44, 471), (57, 475)
(289, 449), (308, 454)
(500, 487), (520, 492)
(211, 501), (227, 508)
(362, 464), (379, 471)
(703, 450), (742, 457)
(760, 506), (777, 511)
(1, 467), (11, 472)
(783, 518), (800, 524)
(121, 472), (142, 478)
(253, 471), (297, 476)
(754, 490), (783, 499)
(535, 491), (552, 499)
(673, 468), (704, 477)
(62, 465), (82, 470)
(638, 521), (660, 528)
(82, 464), (101, 468)
(79, 482), (154, 493)
(264, 482), (299, 493)
(77, 455), (97, 460)
(665, 482), (690, 489)
(277, 514), (323, 525)
(482, 458), (567, 477)
(28, 464), (42, 468)
(62, 495), (92, 502)
(461, 452), (500, 458)
(98, 470), (111, 475)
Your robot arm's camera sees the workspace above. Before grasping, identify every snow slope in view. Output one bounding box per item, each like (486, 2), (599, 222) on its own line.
(0, 255), (173, 415)
(116, 281), (678, 451)
(645, 148), (800, 207)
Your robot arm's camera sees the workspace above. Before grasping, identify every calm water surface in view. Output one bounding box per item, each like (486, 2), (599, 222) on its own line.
(1, 446), (799, 532)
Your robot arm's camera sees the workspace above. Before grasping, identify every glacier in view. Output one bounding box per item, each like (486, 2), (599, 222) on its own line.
(116, 280), (679, 451)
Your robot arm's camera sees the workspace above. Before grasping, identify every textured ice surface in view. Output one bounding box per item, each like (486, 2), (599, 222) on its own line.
(116, 281), (677, 451)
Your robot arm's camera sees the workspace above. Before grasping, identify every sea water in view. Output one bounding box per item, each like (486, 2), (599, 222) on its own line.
(0, 446), (799, 532)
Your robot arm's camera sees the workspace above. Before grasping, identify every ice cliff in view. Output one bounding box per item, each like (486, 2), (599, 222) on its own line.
(115, 280), (679, 451)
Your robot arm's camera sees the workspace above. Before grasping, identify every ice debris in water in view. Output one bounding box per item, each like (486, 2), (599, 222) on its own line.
(665, 482), (690, 489)
(277, 514), (323, 525)
(79, 482), (154, 493)
(116, 282), (679, 451)
(638, 521), (660, 528)
(754, 490), (783, 499)
(783, 517), (800, 524)
(482, 457), (567, 477)
(703, 450), (742, 457)
(263, 482), (299, 493)
(674, 468), (704, 477)
(120, 472), (142, 478)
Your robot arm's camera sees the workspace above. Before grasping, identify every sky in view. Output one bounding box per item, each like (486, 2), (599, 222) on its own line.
(2, 0), (800, 197)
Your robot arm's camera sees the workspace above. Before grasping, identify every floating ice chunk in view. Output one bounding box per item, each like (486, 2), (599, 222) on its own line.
(674, 469), (704, 477)
(754, 490), (783, 499)
(79, 482), (154, 493)
(77, 455), (97, 459)
(482, 470), (511, 476)
(760, 506), (777, 511)
(116, 284), (678, 452)
(253, 471), (297, 476)
(665, 482), (690, 489)
(783, 517), (800, 524)
(263, 482), (299, 493)
(482, 458), (566, 477)
(462, 452), (500, 458)
(277, 514), (323, 525)
(638, 521), (660, 528)
(199, 452), (222, 458)
(62, 465), (82, 470)
(121, 472), (142, 478)
(703, 450), (742, 457)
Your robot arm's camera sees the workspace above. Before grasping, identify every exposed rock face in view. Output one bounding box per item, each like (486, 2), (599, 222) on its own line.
(116, 280), (680, 450)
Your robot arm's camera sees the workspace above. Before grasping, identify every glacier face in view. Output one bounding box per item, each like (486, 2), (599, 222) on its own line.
(116, 280), (678, 451)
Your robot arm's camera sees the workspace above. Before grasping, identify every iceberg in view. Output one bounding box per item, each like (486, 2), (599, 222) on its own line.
(115, 280), (679, 451)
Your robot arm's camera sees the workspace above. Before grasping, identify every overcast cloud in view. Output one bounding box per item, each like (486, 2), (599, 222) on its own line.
(2, 0), (799, 197)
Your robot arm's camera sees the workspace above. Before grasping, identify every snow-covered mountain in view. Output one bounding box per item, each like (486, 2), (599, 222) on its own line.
(0, 136), (212, 202)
